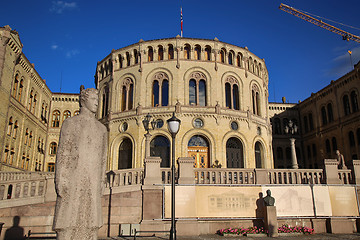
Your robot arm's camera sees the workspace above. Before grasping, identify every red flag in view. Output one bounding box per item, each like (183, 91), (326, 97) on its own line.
(181, 7), (183, 37)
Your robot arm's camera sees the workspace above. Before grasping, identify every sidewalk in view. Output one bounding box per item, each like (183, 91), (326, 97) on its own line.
(101, 233), (360, 240)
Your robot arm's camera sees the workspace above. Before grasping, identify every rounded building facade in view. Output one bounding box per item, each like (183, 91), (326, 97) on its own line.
(95, 37), (273, 170)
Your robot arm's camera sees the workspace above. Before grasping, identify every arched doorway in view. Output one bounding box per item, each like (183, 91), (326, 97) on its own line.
(118, 138), (132, 169)
(188, 135), (209, 168)
(150, 136), (170, 167)
(255, 141), (264, 168)
(226, 138), (244, 168)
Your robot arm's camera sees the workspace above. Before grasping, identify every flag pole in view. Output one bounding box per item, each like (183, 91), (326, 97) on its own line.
(348, 50), (353, 69)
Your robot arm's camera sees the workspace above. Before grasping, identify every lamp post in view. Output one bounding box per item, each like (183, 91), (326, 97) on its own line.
(284, 120), (298, 169)
(106, 170), (116, 237)
(167, 112), (181, 240)
(142, 113), (156, 157)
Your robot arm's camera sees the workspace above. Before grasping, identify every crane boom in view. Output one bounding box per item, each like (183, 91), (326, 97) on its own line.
(279, 3), (360, 43)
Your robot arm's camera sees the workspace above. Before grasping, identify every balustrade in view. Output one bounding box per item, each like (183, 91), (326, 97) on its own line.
(338, 169), (353, 184)
(194, 168), (255, 184)
(268, 169), (323, 184)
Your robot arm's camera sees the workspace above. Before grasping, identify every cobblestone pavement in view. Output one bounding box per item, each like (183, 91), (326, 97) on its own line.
(101, 233), (360, 240)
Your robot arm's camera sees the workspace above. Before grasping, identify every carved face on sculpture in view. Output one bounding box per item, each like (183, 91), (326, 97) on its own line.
(80, 88), (99, 114)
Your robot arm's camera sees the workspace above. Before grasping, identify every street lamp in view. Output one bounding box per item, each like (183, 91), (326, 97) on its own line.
(106, 170), (116, 237)
(167, 112), (181, 240)
(284, 120), (298, 169)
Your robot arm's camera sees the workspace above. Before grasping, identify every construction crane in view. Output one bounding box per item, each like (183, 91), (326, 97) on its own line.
(279, 3), (360, 43)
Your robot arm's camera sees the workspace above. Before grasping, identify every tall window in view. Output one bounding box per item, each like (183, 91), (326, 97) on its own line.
(32, 94), (37, 114)
(237, 53), (242, 67)
(28, 90), (34, 111)
(102, 85), (109, 118)
(168, 44), (174, 59)
(351, 90), (359, 112)
(12, 74), (19, 97)
(252, 84), (260, 116)
(29, 131), (33, 147)
(158, 46), (164, 61)
(7, 117), (13, 135)
(349, 131), (355, 147)
(24, 129), (29, 145)
(332, 137), (337, 153)
(148, 47), (153, 62)
(150, 136), (170, 167)
(152, 72), (169, 107)
(189, 72), (207, 106)
(220, 48), (226, 63)
(134, 49), (139, 64)
(325, 139), (331, 155)
(13, 121), (18, 139)
(274, 118), (281, 134)
(18, 79), (23, 102)
(321, 106), (327, 125)
(52, 110), (60, 128)
(226, 138), (244, 168)
(343, 95), (351, 115)
(126, 52), (131, 66)
(228, 51), (234, 65)
(48, 163), (55, 172)
(303, 116), (309, 133)
(204, 46), (211, 60)
(327, 103), (334, 123)
(3, 146), (9, 163)
(184, 44), (191, 59)
(63, 110), (71, 122)
(309, 113), (314, 130)
(224, 77), (240, 110)
(121, 78), (134, 112)
(118, 138), (132, 169)
(118, 54), (123, 68)
(194, 45), (201, 60)
(50, 142), (57, 155)
(255, 141), (263, 168)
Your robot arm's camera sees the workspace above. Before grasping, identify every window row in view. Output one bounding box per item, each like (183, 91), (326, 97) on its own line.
(98, 43), (264, 80)
(343, 90), (359, 116)
(305, 144), (318, 169)
(7, 117), (19, 139)
(102, 75), (262, 117)
(51, 110), (79, 128)
(272, 118), (299, 135)
(117, 135), (265, 169)
(274, 146), (302, 168)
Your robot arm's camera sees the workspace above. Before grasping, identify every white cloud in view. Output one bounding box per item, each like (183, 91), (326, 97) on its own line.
(51, 44), (59, 50)
(50, 1), (77, 14)
(66, 49), (80, 58)
(327, 46), (360, 77)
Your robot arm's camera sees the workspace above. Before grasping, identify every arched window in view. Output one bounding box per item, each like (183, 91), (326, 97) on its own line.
(237, 53), (242, 67)
(204, 46), (211, 61)
(188, 135), (209, 168)
(225, 77), (240, 110)
(194, 45), (201, 60)
(309, 113), (314, 130)
(274, 118), (281, 134)
(12, 74), (19, 97)
(118, 54), (123, 68)
(48, 163), (55, 172)
(252, 84), (260, 116)
(255, 141), (264, 168)
(349, 131), (355, 147)
(150, 136), (170, 167)
(321, 106), (327, 125)
(52, 110), (60, 127)
(50, 142), (57, 155)
(148, 46), (153, 62)
(226, 138), (244, 168)
(126, 52), (131, 67)
(13, 121), (18, 139)
(303, 116), (309, 133)
(118, 138), (132, 169)
(220, 48), (226, 63)
(249, 57), (254, 72)
(184, 44), (191, 59)
(102, 85), (109, 118)
(351, 90), (359, 112)
(24, 129), (29, 145)
(3, 146), (9, 163)
(28, 90), (34, 111)
(168, 44), (174, 59)
(29, 131), (33, 147)
(325, 139), (331, 154)
(332, 137), (337, 152)
(343, 95), (351, 115)
(32, 94), (37, 114)
(327, 103), (334, 123)
(18, 79), (23, 102)
(134, 49), (139, 64)
(152, 72), (169, 107)
(120, 78), (134, 111)
(158, 45), (164, 61)
(7, 117), (13, 135)
(188, 72), (207, 106)
(228, 51), (234, 65)
(63, 110), (71, 121)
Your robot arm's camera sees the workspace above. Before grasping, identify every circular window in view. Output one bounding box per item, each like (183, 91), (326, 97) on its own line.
(193, 118), (204, 128)
(155, 119), (164, 128)
(231, 121), (238, 131)
(120, 122), (128, 132)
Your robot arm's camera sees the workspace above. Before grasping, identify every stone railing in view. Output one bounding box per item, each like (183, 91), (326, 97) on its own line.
(267, 169), (323, 184)
(0, 171), (54, 181)
(338, 169), (353, 184)
(194, 168), (255, 184)
(107, 168), (144, 187)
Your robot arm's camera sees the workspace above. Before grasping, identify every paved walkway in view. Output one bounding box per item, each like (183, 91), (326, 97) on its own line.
(101, 233), (360, 240)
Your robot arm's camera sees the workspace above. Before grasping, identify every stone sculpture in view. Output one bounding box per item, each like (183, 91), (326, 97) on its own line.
(263, 189), (275, 206)
(336, 150), (347, 169)
(53, 87), (108, 240)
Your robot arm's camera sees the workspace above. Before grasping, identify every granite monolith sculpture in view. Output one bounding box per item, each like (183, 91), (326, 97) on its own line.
(53, 87), (108, 240)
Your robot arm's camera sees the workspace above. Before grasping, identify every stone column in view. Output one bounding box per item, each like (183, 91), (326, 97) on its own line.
(143, 157), (162, 185)
(255, 169), (269, 184)
(264, 206), (278, 237)
(144, 133), (151, 158)
(177, 157), (195, 184)
(290, 138), (298, 169)
(352, 160), (360, 185)
(324, 159), (340, 184)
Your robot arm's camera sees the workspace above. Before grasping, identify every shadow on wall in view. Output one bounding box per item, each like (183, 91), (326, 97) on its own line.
(4, 216), (25, 240)
(254, 192), (264, 228)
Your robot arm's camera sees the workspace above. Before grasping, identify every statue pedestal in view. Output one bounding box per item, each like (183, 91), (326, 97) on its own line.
(264, 206), (278, 237)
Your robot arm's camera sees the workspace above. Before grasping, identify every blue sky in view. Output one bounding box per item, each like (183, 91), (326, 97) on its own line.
(1, 0), (360, 103)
